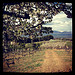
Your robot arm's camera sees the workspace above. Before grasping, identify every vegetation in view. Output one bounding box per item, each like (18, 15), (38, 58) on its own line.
(3, 39), (72, 72)
(3, 2), (72, 72)
(54, 50), (72, 62)
(3, 48), (45, 72)
(65, 41), (72, 49)
(3, 2), (72, 53)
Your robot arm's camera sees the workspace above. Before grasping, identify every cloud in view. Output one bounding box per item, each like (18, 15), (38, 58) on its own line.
(43, 11), (72, 32)
(66, 3), (72, 6)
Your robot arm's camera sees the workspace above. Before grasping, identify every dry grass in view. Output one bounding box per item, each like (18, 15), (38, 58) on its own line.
(3, 49), (45, 72)
(3, 39), (72, 73)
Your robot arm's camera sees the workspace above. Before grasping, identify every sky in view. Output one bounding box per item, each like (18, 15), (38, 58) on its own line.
(42, 11), (72, 32)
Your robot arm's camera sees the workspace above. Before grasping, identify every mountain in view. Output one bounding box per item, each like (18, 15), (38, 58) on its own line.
(53, 31), (72, 34)
(61, 31), (72, 34)
(50, 31), (72, 38)
(53, 31), (61, 33)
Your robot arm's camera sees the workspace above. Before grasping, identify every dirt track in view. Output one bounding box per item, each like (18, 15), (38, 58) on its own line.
(33, 49), (72, 72)
(41, 50), (65, 72)
(3, 49), (72, 72)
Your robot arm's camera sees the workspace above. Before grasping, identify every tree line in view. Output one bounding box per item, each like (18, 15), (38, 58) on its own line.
(17, 35), (54, 43)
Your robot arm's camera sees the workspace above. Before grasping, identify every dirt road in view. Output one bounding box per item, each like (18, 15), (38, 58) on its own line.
(41, 49), (65, 72)
(34, 49), (72, 72)
(3, 49), (72, 72)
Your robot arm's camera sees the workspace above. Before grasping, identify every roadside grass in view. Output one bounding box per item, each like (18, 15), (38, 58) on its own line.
(4, 49), (45, 72)
(54, 50), (68, 56)
(65, 41), (72, 48)
(3, 39), (72, 72)
(34, 63), (42, 67)
(63, 57), (72, 62)
(23, 63), (42, 72)
(54, 50), (72, 62)
(49, 39), (63, 42)
(40, 39), (67, 49)
(23, 50), (45, 72)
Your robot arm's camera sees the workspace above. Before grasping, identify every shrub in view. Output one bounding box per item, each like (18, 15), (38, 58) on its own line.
(65, 41), (72, 49)
(33, 43), (42, 49)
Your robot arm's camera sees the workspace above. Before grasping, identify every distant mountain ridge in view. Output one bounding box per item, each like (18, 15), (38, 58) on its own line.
(50, 31), (72, 38)
(53, 31), (72, 34)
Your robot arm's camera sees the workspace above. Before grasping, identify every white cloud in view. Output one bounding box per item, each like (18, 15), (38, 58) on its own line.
(43, 11), (72, 32)
(53, 12), (67, 20)
(66, 3), (72, 6)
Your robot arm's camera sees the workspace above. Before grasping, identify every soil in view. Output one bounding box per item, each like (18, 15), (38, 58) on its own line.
(31, 49), (72, 73)
(3, 49), (72, 73)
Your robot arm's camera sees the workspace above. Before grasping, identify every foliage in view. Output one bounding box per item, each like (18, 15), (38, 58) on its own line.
(65, 41), (72, 48)
(3, 2), (72, 53)
(33, 43), (42, 49)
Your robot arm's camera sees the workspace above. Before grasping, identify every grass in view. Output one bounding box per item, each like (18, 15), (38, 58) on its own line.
(55, 50), (72, 56)
(54, 50), (72, 62)
(39, 59), (44, 61)
(23, 53), (44, 72)
(3, 39), (72, 72)
(24, 63), (42, 71)
(64, 58), (72, 62)
(4, 48), (45, 72)
(50, 39), (63, 42)
(54, 50), (68, 56)
(34, 63), (42, 67)
(65, 41), (72, 48)
(25, 63), (42, 70)
(25, 65), (34, 71)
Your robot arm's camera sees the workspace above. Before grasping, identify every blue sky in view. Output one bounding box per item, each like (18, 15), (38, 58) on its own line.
(42, 11), (72, 32)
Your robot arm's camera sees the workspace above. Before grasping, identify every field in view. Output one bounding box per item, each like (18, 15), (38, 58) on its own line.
(3, 39), (72, 73)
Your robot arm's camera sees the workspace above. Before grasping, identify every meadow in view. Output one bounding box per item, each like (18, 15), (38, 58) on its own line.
(3, 39), (72, 72)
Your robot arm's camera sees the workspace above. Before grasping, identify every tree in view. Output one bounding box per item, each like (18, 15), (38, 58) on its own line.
(3, 2), (72, 52)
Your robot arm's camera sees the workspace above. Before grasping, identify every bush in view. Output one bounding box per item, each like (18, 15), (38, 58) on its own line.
(65, 41), (72, 49)
(33, 43), (42, 49)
